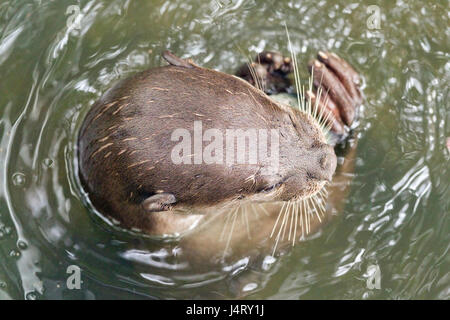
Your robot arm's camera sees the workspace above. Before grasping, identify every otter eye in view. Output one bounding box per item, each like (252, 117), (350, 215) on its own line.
(310, 140), (321, 149)
(262, 181), (282, 193)
(306, 172), (319, 181)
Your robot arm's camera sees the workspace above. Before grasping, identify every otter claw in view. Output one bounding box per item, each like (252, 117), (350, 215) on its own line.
(317, 51), (362, 105)
(308, 52), (362, 132)
(255, 51), (294, 74)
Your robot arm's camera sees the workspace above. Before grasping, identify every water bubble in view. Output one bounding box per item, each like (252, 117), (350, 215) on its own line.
(12, 172), (26, 187)
(9, 250), (20, 258)
(26, 291), (38, 300)
(3, 226), (12, 236)
(0, 223), (7, 239)
(17, 240), (28, 250)
(242, 282), (258, 292)
(43, 158), (54, 168)
(261, 255), (276, 271)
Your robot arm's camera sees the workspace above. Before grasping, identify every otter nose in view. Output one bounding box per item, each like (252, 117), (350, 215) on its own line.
(320, 144), (337, 181)
(319, 154), (336, 182)
(309, 143), (337, 182)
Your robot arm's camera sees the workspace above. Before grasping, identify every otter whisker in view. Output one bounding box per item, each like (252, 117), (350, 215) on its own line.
(278, 203), (287, 243)
(322, 92), (335, 134)
(316, 198), (326, 218)
(244, 173), (257, 187)
(271, 201), (290, 256)
(277, 202), (290, 241)
(288, 200), (295, 242)
(250, 55), (263, 92)
(219, 206), (234, 242)
(314, 86), (326, 128)
(320, 91), (334, 132)
(308, 65), (314, 92)
(311, 70), (320, 120)
(304, 198), (311, 234)
(254, 54), (267, 93)
(248, 61), (263, 92)
(317, 90), (328, 127)
(281, 201), (293, 241)
(319, 187), (329, 213)
(249, 203), (259, 219)
(242, 205), (252, 240)
(308, 196), (322, 223)
(313, 192), (326, 217)
(299, 200), (305, 238)
(222, 205), (239, 260)
(320, 186), (329, 197)
(256, 203), (270, 217)
(284, 23), (303, 112)
(320, 190), (328, 205)
(270, 201), (287, 238)
(302, 199), (308, 235)
(295, 201), (300, 241)
(236, 45), (264, 92)
(292, 200), (299, 246)
(312, 72), (328, 131)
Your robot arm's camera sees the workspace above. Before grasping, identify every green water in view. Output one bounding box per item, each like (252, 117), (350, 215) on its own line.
(0, 0), (449, 299)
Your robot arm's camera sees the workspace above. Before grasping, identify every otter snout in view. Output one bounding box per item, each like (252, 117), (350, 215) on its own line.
(309, 143), (337, 182)
(276, 141), (337, 201)
(318, 144), (337, 182)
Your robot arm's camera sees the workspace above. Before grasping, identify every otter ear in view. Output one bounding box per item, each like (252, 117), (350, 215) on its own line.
(141, 193), (176, 213)
(162, 51), (196, 69)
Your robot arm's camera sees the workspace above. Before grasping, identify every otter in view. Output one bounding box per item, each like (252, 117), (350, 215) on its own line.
(77, 50), (361, 263)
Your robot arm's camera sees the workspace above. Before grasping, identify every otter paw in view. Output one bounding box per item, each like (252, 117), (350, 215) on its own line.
(307, 51), (362, 136)
(255, 51), (294, 75)
(236, 51), (293, 95)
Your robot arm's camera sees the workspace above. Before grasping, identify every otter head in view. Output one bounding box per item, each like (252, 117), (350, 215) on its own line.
(249, 101), (337, 204)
